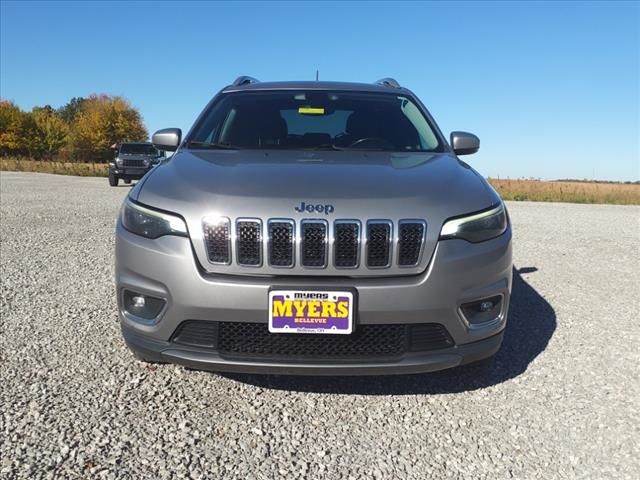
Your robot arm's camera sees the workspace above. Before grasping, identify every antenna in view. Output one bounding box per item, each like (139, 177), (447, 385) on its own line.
(316, 70), (319, 81)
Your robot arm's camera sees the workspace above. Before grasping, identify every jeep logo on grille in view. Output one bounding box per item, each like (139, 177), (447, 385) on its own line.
(294, 202), (335, 214)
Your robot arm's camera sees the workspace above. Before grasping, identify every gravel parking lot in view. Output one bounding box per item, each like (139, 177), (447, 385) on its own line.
(1, 171), (638, 479)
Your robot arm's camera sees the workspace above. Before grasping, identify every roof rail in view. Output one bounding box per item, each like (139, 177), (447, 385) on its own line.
(375, 77), (401, 89)
(232, 76), (260, 86)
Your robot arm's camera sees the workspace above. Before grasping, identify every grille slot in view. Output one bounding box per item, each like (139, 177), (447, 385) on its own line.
(171, 321), (455, 358)
(171, 320), (218, 348)
(301, 220), (328, 268)
(236, 220), (262, 266)
(408, 324), (454, 351)
(203, 217), (231, 264)
(334, 221), (360, 268)
(268, 220), (294, 267)
(366, 221), (392, 268)
(398, 221), (426, 266)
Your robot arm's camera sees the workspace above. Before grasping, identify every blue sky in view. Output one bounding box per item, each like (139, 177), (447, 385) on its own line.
(1, 1), (638, 181)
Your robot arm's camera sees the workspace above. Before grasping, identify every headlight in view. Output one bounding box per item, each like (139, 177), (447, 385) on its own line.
(439, 204), (507, 243)
(116, 157), (122, 166)
(121, 197), (188, 239)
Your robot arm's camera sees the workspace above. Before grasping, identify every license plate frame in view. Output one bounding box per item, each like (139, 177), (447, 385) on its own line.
(268, 288), (356, 335)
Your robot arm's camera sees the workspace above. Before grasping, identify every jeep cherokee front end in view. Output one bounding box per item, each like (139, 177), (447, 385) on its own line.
(115, 77), (512, 375)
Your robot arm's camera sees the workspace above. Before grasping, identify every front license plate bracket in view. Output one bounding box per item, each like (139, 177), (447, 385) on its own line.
(268, 288), (356, 335)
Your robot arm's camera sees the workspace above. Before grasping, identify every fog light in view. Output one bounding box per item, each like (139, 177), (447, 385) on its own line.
(461, 295), (503, 326)
(480, 301), (494, 312)
(132, 296), (146, 308)
(123, 290), (166, 320)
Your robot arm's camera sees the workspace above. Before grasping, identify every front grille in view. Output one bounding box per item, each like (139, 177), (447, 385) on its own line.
(171, 321), (454, 359)
(366, 221), (392, 268)
(334, 222), (360, 268)
(201, 218), (427, 271)
(398, 221), (426, 266)
(203, 217), (231, 264)
(236, 220), (262, 266)
(268, 220), (294, 267)
(301, 221), (328, 267)
(122, 159), (145, 167)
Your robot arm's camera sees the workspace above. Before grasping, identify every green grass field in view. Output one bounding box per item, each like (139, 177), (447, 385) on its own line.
(2, 158), (638, 205)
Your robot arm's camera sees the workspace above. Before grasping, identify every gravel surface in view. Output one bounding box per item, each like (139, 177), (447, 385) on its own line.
(1, 171), (639, 480)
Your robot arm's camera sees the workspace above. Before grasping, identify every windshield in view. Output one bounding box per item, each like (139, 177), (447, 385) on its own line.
(188, 91), (443, 152)
(120, 143), (158, 155)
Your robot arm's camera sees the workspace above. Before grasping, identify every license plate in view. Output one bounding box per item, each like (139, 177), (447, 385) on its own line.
(268, 290), (354, 334)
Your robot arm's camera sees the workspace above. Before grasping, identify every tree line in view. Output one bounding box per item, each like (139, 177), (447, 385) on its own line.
(0, 95), (148, 162)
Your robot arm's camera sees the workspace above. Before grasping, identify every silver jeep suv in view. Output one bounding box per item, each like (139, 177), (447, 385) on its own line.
(115, 76), (512, 375)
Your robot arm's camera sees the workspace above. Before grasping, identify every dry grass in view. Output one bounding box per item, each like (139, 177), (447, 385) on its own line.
(0, 157), (108, 177)
(489, 178), (640, 205)
(1, 158), (638, 205)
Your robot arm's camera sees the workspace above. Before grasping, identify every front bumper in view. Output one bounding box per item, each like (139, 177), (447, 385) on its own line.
(115, 222), (512, 375)
(110, 165), (150, 180)
(122, 326), (504, 375)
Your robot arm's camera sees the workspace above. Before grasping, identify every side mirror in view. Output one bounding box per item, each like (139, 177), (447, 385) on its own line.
(450, 131), (480, 156)
(152, 128), (182, 152)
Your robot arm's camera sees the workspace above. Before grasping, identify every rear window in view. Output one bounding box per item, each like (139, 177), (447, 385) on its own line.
(188, 91), (442, 152)
(120, 144), (158, 155)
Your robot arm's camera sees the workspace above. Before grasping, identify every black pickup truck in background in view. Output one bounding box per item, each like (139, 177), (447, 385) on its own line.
(109, 142), (164, 186)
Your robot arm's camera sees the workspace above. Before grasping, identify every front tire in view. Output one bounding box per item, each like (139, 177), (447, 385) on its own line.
(109, 172), (119, 187)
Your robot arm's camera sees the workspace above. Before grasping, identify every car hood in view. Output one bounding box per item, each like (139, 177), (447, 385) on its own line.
(133, 149), (500, 276)
(136, 149), (497, 210)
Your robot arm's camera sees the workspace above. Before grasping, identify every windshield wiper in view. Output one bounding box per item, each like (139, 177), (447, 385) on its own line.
(305, 144), (398, 152)
(303, 144), (346, 151)
(187, 141), (240, 150)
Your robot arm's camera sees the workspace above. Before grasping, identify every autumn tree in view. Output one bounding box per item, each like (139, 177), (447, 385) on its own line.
(68, 94), (148, 161)
(0, 100), (32, 156)
(31, 106), (69, 159)
(1, 95), (147, 161)
(57, 97), (86, 123)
